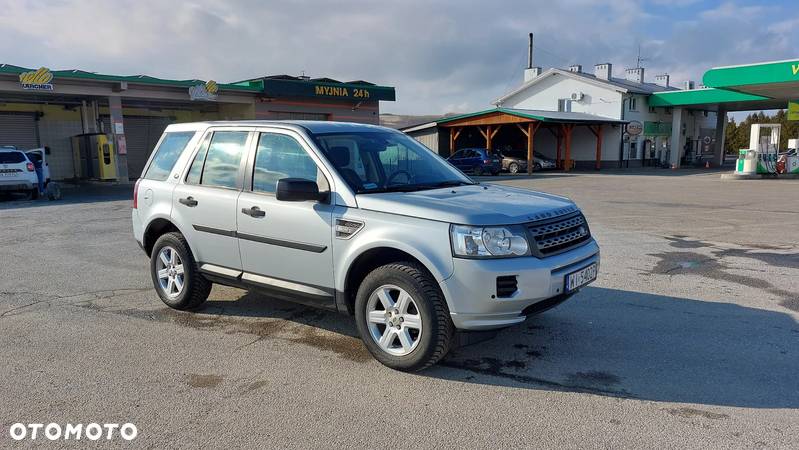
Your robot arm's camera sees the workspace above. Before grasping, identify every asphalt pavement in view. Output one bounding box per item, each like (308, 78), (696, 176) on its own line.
(1, 170), (797, 448)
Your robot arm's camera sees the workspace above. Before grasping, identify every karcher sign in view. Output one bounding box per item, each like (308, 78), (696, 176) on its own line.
(189, 80), (219, 101)
(792, 63), (799, 76)
(19, 67), (54, 91)
(788, 100), (799, 121)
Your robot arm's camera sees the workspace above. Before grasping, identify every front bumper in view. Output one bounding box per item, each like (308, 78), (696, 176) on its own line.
(440, 239), (599, 330)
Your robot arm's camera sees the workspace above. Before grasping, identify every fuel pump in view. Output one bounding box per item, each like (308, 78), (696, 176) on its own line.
(736, 124), (781, 175)
(71, 133), (118, 180)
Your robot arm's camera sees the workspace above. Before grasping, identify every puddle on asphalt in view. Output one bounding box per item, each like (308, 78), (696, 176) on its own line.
(186, 374), (223, 389)
(649, 246), (799, 312)
(663, 407), (729, 420)
(77, 298), (372, 363)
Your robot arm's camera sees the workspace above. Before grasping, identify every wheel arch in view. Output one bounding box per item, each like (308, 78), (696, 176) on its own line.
(340, 245), (447, 316)
(142, 216), (196, 258)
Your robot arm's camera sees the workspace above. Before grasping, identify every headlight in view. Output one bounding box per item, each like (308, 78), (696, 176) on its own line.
(450, 225), (530, 258)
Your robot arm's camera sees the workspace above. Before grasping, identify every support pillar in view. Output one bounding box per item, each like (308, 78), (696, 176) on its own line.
(669, 108), (684, 169)
(590, 124), (603, 170)
(713, 108), (727, 167)
(108, 96), (129, 182)
(562, 124), (574, 172)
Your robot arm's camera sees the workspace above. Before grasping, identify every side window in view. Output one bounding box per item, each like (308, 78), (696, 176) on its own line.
(196, 131), (248, 188)
(143, 131), (195, 181)
(185, 132), (211, 185)
(252, 133), (328, 194)
(450, 150), (462, 159)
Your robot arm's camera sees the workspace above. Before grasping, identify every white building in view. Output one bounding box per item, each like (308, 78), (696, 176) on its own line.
(494, 63), (718, 168)
(404, 62), (720, 169)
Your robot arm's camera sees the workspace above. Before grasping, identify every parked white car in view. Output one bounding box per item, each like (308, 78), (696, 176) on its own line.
(0, 147), (45, 199)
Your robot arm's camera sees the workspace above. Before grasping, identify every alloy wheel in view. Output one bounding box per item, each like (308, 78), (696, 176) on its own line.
(156, 246), (185, 298)
(366, 284), (423, 356)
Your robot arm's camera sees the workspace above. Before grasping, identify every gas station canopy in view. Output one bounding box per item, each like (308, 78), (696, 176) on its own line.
(649, 58), (799, 112)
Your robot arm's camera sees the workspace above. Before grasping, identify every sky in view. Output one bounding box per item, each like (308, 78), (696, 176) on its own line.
(0, 0), (797, 115)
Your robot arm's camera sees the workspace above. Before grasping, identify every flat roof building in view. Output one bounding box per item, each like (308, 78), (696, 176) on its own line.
(0, 64), (395, 181)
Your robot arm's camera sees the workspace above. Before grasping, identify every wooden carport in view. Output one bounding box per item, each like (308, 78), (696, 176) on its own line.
(437, 108), (625, 173)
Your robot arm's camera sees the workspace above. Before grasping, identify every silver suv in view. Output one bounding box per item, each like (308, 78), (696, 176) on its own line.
(132, 121), (599, 371)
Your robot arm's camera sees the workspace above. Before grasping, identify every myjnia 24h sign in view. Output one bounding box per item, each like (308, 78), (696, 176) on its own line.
(19, 67), (54, 91)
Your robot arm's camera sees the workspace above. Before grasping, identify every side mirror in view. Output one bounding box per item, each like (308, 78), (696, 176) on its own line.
(276, 178), (326, 202)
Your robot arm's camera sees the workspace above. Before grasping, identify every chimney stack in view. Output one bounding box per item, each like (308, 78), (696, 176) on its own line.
(524, 67), (542, 82)
(654, 74), (670, 88)
(594, 63), (612, 80)
(625, 67), (645, 84)
(568, 64), (583, 73)
(683, 80), (695, 90)
(523, 32), (542, 82)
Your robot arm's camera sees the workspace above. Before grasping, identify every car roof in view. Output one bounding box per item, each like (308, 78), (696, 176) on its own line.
(163, 120), (391, 135)
(0, 147), (22, 152)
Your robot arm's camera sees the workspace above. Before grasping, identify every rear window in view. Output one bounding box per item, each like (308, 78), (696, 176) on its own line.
(143, 131), (196, 181)
(0, 151), (26, 164)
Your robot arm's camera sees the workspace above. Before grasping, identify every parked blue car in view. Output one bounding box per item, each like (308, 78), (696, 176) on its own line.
(447, 148), (501, 176)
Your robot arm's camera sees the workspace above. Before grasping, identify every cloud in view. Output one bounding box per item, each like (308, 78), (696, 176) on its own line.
(0, 0), (795, 115)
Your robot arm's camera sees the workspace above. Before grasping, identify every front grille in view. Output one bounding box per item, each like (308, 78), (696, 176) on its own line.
(496, 276), (518, 298)
(527, 212), (591, 257)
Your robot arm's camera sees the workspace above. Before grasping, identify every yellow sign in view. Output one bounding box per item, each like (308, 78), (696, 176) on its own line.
(19, 67), (54, 91)
(188, 80), (218, 101)
(788, 100), (799, 121)
(793, 63), (799, 76)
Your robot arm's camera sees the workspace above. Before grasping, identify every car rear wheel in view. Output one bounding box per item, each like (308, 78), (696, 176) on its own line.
(474, 166), (483, 176)
(534, 163), (542, 170)
(508, 162), (520, 174)
(355, 261), (454, 371)
(150, 232), (211, 310)
(29, 188), (39, 200)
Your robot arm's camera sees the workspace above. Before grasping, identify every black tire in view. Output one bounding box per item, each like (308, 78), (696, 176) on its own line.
(473, 166), (483, 176)
(534, 163), (542, 171)
(354, 261), (454, 372)
(508, 162), (519, 174)
(29, 188), (39, 200)
(150, 232), (211, 310)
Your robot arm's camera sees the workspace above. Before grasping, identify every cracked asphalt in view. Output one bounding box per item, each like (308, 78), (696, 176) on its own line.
(1, 170), (798, 448)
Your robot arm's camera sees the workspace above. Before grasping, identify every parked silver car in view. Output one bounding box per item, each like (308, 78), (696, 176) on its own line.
(498, 149), (556, 173)
(132, 121), (599, 371)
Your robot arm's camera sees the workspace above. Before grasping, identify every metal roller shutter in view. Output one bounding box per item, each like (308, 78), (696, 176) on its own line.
(0, 113), (40, 149)
(101, 115), (174, 178)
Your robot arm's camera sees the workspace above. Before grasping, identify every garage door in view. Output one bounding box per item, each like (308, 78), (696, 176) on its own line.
(0, 113), (40, 149)
(102, 115), (174, 178)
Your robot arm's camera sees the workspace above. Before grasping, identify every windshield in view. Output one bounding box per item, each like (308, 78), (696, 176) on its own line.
(311, 130), (474, 193)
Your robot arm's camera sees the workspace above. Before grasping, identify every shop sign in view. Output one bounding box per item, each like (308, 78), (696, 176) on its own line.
(189, 80), (219, 101)
(19, 67), (54, 91)
(625, 121), (643, 136)
(788, 100), (799, 121)
(644, 121), (672, 136)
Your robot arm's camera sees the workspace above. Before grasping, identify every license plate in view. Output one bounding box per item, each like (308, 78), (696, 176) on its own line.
(565, 263), (597, 293)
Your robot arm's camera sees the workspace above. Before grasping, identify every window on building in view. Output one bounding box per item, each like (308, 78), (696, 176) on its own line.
(557, 99), (572, 112)
(252, 133), (328, 194)
(649, 106), (656, 114)
(143, 131), (195, 181)
(629, 97), (638, 111)
(189, 131), (248, 189)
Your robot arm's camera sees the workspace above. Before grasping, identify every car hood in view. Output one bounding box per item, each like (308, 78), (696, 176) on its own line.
(355, 184), (578, 225)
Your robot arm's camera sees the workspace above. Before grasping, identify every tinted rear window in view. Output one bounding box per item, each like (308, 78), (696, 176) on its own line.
(143, 131), (196, 181)
(0, 151), (25, 164)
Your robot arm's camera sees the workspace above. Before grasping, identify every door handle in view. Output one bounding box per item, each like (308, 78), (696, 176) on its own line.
(241, 206), (265, 218)
(179, 196), (198, 207)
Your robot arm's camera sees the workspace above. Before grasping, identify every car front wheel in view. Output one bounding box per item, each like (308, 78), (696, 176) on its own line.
(355, 262), (454, 371)
(509, 162), (520, 174)
(150, 232), (211, 310)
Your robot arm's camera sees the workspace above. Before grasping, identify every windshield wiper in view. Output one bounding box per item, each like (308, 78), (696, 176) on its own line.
(358, 180), (474, 194)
